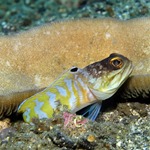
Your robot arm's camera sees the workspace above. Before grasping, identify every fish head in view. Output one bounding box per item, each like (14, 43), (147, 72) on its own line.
(83, 53), (133, 100)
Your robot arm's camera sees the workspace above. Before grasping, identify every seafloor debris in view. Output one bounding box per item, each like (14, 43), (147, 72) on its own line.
(0, 100), (149, 149)
(0, 127), (16, 144)
(30, 102), (97, 149)
(0, 118), (11, 131)
(0, 118), (16, 143)
(31, 110), (97, 150)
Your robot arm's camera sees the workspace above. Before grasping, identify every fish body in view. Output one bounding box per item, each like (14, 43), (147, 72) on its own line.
(18, 69), (95, 122)
(18, 53), (133, 123)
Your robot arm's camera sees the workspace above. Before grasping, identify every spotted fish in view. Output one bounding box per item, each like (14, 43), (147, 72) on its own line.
(18, 53), (133, 123)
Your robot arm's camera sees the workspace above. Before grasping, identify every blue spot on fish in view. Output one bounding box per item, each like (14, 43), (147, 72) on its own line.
(46, 91), (57, 109)
(23, 108), (31, 123)
(64, 79), (76, 108)
(56, 86), (67, 96)
(34, 99), (48, 119)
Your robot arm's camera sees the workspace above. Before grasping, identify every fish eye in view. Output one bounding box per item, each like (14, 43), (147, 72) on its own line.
(110, 57), (123, 68)
(70, 67), (78, 72)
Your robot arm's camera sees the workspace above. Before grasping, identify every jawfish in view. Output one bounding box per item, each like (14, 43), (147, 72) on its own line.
(18, 53), (133, 123)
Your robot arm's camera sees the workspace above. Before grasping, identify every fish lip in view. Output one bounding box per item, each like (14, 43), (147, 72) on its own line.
(116, 61), (133, 88)
(126, 61), (133, 75)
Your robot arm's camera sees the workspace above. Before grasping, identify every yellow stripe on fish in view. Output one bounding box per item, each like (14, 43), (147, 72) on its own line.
(18, 53), (133, 123)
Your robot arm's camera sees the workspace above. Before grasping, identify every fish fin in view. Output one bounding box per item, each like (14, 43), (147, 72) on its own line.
(72, 99), (98, 113)
(76, 102), (101, 121)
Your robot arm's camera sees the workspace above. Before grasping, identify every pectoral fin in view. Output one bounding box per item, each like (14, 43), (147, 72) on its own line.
(76, 102), (101, 121)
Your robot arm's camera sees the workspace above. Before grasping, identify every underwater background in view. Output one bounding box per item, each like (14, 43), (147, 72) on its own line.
(0, 0), (149, 149)
(0, 0), (150, 34)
